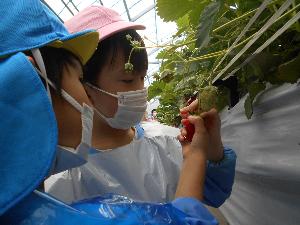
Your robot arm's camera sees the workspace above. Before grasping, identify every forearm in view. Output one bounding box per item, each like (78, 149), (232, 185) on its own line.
(175, 151), (207, 201)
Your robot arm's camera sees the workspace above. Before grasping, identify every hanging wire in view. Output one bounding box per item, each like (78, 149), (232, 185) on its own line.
(212, 0), (293, 83)
(223, 9), (300, 80)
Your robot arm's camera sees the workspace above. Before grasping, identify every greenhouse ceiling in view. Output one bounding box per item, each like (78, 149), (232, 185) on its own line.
(42, 0), (177, 86)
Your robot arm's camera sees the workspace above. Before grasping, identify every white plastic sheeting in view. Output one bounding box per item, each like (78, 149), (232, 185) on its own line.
(219, 82), (300, 225)
(141, 121), (180, 138)
(45, 134), (183, 203)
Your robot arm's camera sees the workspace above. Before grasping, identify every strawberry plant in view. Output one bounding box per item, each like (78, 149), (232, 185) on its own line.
(146, 0), (300, 125)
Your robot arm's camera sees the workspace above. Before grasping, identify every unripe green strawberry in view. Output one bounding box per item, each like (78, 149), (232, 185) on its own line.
(124, 62), (134, 73)
(198, 85), (218, 113)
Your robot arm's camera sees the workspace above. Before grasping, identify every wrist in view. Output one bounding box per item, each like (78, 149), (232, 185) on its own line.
(184, 147), (207, 161)
(209, 143), (224, 162)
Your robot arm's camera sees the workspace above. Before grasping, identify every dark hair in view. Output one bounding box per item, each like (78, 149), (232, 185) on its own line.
(38, 47), (81, 95)
(151, 109), (157, 114)
(83, 29), (148, 84)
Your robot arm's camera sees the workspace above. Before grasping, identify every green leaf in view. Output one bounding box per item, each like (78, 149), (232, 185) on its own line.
(188, 1), (211, 26)
(174, 75), (196, 91)
(278, 54), (300, 83)
(176, 14), (190, 30)
(244, 82), (266, 119)
(147, 80), (166, 101)
(248, 82), (266, 100)
(248, 53), (281, 79)
(156, 0), (197, 22)
(248, 59), (264, 79)
(160, 69), (174, 82)
(156, 50), (168, 60)
(156, 0), (210, 26)
(195, 1), (222, 48)
(244, 95), (253, 119)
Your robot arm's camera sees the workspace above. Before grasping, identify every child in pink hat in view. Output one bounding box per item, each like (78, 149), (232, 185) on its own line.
(46, 6), (236, 211)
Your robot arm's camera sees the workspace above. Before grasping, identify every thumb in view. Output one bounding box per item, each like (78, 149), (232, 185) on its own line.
(180, 99), (198, 114)
(200, 108), (217, 118)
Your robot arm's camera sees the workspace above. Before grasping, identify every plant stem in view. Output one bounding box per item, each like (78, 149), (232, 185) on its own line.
(213, 8), (257, 33)
(130, 0), (300, 71)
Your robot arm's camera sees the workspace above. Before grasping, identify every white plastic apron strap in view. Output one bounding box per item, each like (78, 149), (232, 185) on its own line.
(212, 0), (293, 83)
(80, 103), (94, 146)
(31, 49), (52, 102)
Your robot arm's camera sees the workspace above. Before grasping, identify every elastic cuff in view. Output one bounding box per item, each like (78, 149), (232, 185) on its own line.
(207, 147), (236, 168)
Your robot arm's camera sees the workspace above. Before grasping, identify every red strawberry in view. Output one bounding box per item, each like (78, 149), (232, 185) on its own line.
(182, 119), (195, 142)
(180, 111), (189, 119)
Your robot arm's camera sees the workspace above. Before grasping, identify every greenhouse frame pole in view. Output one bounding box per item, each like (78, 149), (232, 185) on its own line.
(122, 0), (132, 21)
(131, 4), (155, 22)
(40, 0), (64, 22)
(68, 0), (79, 12)
(60, 0), (74, 16)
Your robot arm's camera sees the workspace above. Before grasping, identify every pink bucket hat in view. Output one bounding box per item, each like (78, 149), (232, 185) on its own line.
(65, 6), (146, 41)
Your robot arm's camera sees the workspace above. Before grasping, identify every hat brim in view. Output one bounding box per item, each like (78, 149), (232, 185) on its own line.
(97, 21), (145, 41)
(49, 30), (99, 65)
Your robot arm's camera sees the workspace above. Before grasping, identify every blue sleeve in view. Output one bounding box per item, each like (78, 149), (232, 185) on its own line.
(134, 123), (144, 139)
(172, 197), (218, 225)
(203, 147), (237, 207)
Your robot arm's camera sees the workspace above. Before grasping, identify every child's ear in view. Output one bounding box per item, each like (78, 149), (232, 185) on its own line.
(27, 56), (37, 66)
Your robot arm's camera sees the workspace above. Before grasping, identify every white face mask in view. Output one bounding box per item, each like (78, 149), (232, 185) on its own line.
(86, 82), (148, 130)
(31, 49), (94, 175)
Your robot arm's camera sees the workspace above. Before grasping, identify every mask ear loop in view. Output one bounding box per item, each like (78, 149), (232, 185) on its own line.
(31, 48), (52, 104)
(85, 82), (120, 120)
(85, 82), (118, 98)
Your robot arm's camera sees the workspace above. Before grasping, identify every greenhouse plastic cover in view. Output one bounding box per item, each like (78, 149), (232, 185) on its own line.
(219, 82), (300, 225)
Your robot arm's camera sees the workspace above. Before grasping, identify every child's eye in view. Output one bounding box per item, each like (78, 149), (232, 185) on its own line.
(122, 80), (133, 83)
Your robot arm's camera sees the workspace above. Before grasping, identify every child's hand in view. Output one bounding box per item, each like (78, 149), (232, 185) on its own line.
(179, 99), (224, 162)
(176, 115), (208, 201)
(180, 99), (198, 116)
(178, 115), (209, 159)
(199, 108), (223, 161)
